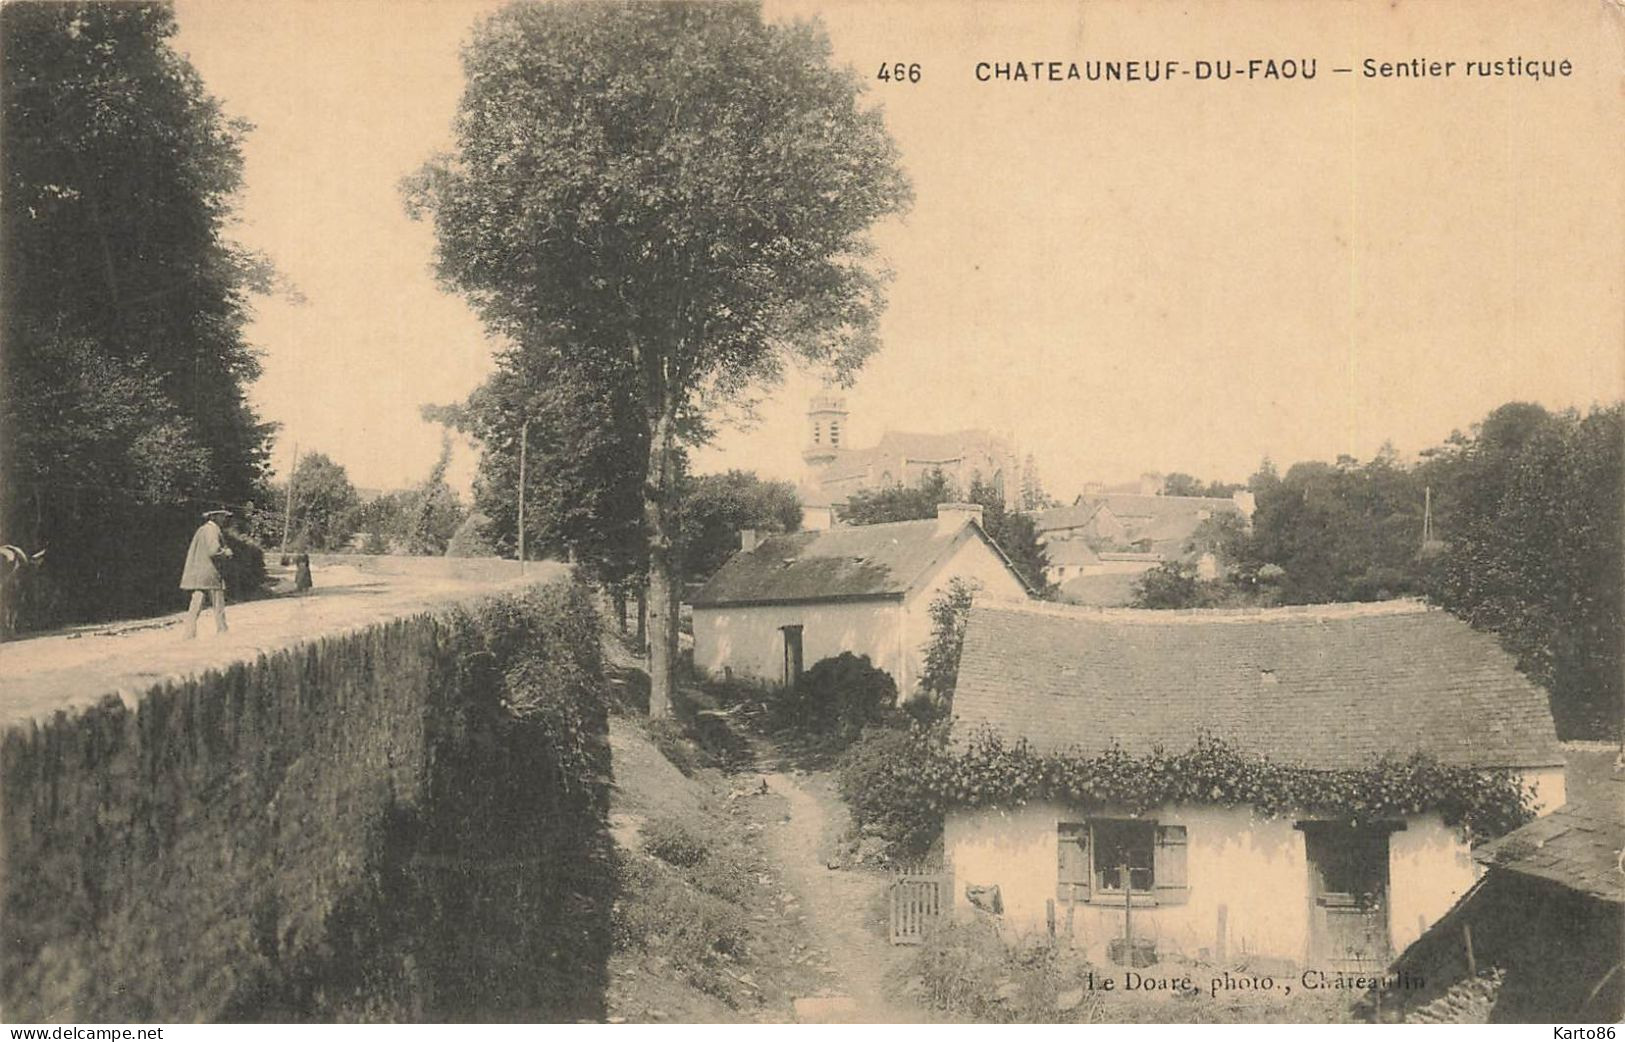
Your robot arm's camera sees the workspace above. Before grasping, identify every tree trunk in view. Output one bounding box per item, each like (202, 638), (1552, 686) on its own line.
(643, 390), (680, 717)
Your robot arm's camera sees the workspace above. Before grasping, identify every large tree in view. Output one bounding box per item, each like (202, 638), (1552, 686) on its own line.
(1, 3), (277, 626)
(1425, 403), (1623, 738)
(1237, 446), (1426, 604)
(406, 1), (911, 714)
(283, 452), (360, 552)
(431, 343), (651, 585)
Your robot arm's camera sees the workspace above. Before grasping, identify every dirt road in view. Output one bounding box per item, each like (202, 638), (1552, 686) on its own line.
(760, 768), (930, 1024)
(0, 557), (568, 729)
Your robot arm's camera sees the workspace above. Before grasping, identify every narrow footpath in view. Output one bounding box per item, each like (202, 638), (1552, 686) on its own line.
(756, 757), (931, 1024)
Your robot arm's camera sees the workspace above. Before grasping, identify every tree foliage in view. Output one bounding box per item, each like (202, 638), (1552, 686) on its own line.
(434, 344), (650, 585)
(675, 469), (801, 583)
(283, 452), (360, 552)
(1, 2), (277, 626)
(1132, 402), (1622, 739)
(347, 436), (468, 556)
(913, 576), (980, 717)
(401, 435), (467, 555)
(841, 470), (1050, 594)
(1162, 473), (1244, 498)
(841, 470), (958, 525)
(405, 1), (911, 713)
(1424, 403), (1622, 738)
(1239, 446), (1425, 603)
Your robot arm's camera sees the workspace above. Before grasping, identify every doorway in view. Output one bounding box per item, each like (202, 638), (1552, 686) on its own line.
(1301, 822), (1393, 968)
(781, 624), (804, 687)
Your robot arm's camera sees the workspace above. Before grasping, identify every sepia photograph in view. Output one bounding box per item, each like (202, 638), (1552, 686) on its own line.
(0, 0), (1620, 1029)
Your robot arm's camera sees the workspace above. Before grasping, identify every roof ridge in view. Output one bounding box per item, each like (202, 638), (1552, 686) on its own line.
(821, 517), (940, 533)
(973, 597), (1436, 625)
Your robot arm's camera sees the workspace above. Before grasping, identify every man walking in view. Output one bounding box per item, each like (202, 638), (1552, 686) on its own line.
(182, 509), (234, 638)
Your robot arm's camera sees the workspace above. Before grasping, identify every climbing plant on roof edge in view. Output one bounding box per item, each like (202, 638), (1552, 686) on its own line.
(843, 724), (1536, 850)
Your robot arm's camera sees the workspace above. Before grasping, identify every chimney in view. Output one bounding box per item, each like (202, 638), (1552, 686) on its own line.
(935, 502), (984, 534)
(740, 528), (760, 552)
(1232, 490), (1257, 520)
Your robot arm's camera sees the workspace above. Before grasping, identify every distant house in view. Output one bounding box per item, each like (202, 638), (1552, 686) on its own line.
(1043, 538), (1102, 585)
(690, 503), (1031, 692)
(944, 599), (1566, 969)
(1373, 802), (1624, 1023)
(1032, 490), (1252, 596)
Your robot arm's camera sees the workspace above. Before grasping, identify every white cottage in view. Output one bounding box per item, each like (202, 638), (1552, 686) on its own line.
(690, 503), (1031, 692)
(945, 599), (1567, 969)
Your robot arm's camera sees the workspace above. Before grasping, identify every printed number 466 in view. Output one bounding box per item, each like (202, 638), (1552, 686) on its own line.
(877, 62), (922, 83)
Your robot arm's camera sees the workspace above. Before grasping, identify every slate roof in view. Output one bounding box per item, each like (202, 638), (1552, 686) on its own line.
(1034, 502), (1104, 534)
(1044, 539), (1102, 567)
(691, 518), (1025, 607)
(1474, 803), (1625, 903)
(952, 599), (1565, 770)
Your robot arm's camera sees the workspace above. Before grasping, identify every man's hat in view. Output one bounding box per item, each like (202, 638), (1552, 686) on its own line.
(203, 509), (232, 519)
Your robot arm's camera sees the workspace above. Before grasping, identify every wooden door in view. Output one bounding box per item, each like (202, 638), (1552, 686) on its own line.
(1303, 823), (1392, 968)
(781, 625), (804, 687)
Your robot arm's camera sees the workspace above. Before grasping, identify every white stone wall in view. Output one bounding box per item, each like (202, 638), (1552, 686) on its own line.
(1520, 766), (1567, 816)
(692, 599), (905, 687)
(693, 531), (1029, 695)
(945, 801), (1480, 967)
(1388, 815), (1478, 953)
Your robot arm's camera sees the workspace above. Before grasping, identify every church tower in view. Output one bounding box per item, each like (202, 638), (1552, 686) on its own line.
(802, 393), (847, 469)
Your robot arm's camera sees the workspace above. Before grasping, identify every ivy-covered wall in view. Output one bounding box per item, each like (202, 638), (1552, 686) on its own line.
(0, 582), (613, 1023)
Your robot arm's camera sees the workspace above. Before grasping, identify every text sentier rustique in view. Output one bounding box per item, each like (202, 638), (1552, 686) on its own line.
(971, 57), (1575, 82)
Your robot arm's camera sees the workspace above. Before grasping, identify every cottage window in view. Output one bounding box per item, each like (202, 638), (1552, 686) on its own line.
(1058, 819), (1189, 906)
(1094, 819), (1156, 893)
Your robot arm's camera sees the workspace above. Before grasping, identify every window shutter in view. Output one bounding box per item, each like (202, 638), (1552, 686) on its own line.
(1154, 824), (1189, 905)
(1057, 824), (1091, 903)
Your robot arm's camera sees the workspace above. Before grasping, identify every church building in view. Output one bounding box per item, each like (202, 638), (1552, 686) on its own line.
(797, 395), (1027, 528)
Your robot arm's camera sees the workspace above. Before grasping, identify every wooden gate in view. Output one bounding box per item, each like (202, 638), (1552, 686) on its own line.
(889, 869), (948, 945)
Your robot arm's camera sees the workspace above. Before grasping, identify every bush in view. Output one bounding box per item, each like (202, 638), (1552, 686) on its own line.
(611, 853), (749, 1002)
(643, 716), (714, 777)
(219, 530), (269, 599)
(685, 848), (755, 904)
(911, 919), (1098, 1023)
(837, 723), (946, 857)
(640, 815), (712, 868)
(773, 652), (898, 739)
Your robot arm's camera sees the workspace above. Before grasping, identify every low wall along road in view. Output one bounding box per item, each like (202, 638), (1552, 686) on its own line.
(0, 556), (614, 1022)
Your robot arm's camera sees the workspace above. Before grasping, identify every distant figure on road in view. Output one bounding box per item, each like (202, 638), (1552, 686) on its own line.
(293, 552), (313, 594)
(181, 509), (234, 638)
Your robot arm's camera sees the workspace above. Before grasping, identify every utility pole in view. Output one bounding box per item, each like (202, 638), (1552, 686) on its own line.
(517, 420), (528, 576)
(279, 442), (299, 560)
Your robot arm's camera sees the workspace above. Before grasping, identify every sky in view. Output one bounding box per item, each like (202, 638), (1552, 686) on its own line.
(172, 0), (1624, 500)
